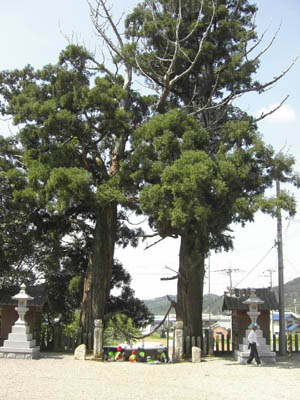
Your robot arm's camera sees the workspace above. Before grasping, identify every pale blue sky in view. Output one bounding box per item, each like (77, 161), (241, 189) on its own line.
(0, 1), (299, 300)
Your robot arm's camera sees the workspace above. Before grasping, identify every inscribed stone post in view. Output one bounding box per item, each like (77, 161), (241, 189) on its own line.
(174, 321), (184, 362)
(74, 344), (86, 360)
(208, 329), (214, 356)
(93, 319), (104, 359)
(192, 346), (201, 363)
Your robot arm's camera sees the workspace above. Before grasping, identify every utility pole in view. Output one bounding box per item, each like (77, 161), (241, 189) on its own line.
(276, 180), (286, 355)
(259, 268), (276, 337)
(260, 268), (276, 289)
(213, 268), (244, 292)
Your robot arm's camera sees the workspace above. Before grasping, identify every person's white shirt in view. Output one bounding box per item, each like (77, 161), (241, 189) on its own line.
(248, 329), (259, 345)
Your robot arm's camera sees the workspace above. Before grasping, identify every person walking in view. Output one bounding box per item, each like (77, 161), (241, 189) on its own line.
(247, 323), (261, 365)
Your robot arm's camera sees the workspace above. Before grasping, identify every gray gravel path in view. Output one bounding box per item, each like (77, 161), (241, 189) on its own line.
(1, 353), (300, 400)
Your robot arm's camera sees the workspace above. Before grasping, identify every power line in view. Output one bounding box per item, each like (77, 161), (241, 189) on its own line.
(259, 268), (276, 288)
(234, 244), (276, 288)
(213, 268), (245, 291)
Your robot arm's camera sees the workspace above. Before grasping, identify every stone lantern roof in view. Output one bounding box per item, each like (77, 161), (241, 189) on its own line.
(12, 284), (34, 301)
(222, 287), (279, 312)
(242, 288), (264, 306)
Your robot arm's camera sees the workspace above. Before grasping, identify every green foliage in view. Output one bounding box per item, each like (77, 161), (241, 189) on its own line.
(130, 108), (297, 256)
(125, 0), (259, 110)
(63, 310), (81, 336)
(1, 1), (298, 340)
(0, 44), (154, 328)
(104, 313), (140, 345)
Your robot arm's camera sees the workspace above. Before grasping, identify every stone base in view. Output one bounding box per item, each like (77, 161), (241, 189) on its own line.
(235, 328), (276, 364)
(0, 346), (40, 360)
(235, 349), (276, 364)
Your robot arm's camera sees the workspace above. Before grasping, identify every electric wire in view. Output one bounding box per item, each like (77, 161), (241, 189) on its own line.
(233, 244), (277, 289)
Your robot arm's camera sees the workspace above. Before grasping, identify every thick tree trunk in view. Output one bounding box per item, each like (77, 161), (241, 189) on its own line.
(177, 234), (206, 342)
(81, 204), (117, 334)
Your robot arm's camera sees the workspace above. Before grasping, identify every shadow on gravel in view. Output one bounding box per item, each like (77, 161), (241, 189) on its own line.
(40, 352), (65, 360)
(223, 354), (300, 369)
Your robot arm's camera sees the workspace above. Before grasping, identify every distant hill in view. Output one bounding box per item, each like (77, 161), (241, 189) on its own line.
(144, 293), (224, 315)
(272, 276), (300, 313)
(143, 277), (300, 316)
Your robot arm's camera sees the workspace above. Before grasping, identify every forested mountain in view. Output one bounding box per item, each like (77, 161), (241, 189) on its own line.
(273, 277), (300, 313)
(144, 293), (223, 316)
(144, 277), (300, 316)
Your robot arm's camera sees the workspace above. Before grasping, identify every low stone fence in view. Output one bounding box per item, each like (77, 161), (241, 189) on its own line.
(184, 329), (232, 357)
(271, 333), (300, 353)
(39, 325), (300, 358)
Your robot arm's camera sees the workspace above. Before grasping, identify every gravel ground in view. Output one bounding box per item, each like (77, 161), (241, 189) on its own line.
(1, 353), (300, 400)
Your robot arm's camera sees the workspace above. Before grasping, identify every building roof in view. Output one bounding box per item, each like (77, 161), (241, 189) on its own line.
(287, 324), (300, 332)
(0, 284), (47, 308)
(272, 312), (300, 321)
(222, 288), (279, 311)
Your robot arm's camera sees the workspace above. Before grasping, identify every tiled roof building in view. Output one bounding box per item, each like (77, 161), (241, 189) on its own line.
(0, 284), (47, 346)
(222, 288), (279, 351)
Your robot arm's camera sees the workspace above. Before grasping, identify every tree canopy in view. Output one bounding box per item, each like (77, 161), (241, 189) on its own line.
(1, 0), (299, 349)
(0, 45), (154, 331)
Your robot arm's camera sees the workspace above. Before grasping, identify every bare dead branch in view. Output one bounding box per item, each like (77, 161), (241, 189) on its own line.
(179, 0), (205, 43)
(164, 265), (178, 274)
(161, 275), (178, 281)
(144, 236), (166, 250)
(167, 295), (177, 308)
(134, 55), (159, 91)
(251, 22), (282, 64)
(109, 302), (174, 340)
(245, 21), (272, 59)
(192, 50), (299, 117)
(88, 0), (124, 62)
(253, 95), (289, 123)
(156, 0), (215, 112)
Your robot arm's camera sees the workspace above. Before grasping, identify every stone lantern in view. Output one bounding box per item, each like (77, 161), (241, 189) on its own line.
(235, 288), (276, 364)
(13, 284), (34, 326)
(0, 284), (40, 359)
(242, 288), (264, 328)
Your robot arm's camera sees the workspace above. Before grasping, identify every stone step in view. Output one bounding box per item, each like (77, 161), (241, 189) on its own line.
(7, 333), (33, 342)
(239, 344), (272, 353)
(3, 340), (36, 349)
(242, 338), (267, 346)
(0, 346), (40, 359)
(235, 349), (276, 364)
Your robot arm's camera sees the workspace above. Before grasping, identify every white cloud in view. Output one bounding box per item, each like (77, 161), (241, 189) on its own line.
(256, 104), (296, 122)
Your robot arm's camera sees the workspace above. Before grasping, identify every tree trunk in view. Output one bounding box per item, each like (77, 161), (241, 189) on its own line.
(80, 256), (93, 336)
(177, 234), (206, 342)
(81, 204), (117, 334)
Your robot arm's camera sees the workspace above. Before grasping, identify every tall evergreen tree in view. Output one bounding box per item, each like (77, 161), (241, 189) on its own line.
(85, 0), (300, 342)
(0, 46), (153, 334)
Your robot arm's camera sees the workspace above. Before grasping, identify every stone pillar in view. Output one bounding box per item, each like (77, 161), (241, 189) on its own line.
(192, 346), (201, 362)
(93, 319), (104, 359)
(208, 329), (214, 356)
(174, 321), (184, 362)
